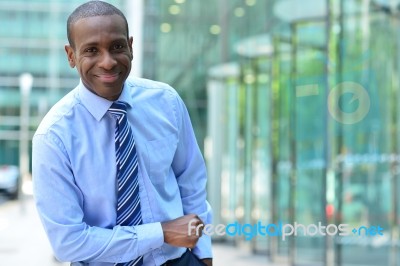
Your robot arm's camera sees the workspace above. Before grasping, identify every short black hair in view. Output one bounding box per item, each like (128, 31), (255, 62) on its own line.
(67, 0), (129, 48)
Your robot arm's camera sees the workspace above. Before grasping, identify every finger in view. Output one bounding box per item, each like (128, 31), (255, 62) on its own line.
(197, 225), (203, 237)
(191, 216), (204, 237)
(195, 221), (204, 237)
(196, 217), (204, 236)
(188, 235), (200, 248)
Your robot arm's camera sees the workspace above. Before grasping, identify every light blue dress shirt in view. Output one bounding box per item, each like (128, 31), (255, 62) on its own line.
(32, 77), (212, 265)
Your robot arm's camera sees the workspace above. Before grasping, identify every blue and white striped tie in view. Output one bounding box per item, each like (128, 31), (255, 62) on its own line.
(109, 101), (143, 266)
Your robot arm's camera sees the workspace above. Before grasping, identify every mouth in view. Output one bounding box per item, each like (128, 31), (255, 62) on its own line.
(95, 73), (120, 83)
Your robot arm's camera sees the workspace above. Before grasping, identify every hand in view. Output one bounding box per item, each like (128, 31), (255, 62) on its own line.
(201, 258), (213, 266)
(161, 214), (204, 248)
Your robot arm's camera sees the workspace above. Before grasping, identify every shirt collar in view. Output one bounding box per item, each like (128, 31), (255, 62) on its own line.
(78, 80), (131, 121)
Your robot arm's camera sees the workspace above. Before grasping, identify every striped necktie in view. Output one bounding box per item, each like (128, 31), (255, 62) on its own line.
(109, 101), (143, 266)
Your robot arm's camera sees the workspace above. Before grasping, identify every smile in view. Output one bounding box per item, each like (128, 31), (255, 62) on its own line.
(95, 73), (120, 83)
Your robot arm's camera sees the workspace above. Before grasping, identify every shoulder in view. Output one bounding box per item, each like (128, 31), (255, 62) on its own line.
(123, 77), (188, 132)
(34, 88), (80, 136)
(123, 76), (185, 113)
(125, 76), (179, 98)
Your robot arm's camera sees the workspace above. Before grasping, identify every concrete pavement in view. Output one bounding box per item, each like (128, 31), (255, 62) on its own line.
(0, 194), (68, 265)
(0, 195), (279, 266)
(212, 242), (279, 266)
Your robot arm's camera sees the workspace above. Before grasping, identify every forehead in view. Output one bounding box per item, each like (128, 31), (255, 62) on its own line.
(71, 14), (127, 45)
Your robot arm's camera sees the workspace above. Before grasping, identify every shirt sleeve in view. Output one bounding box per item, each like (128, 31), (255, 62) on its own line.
(32, 132), (164, 263)
(171, 94), (213, 259)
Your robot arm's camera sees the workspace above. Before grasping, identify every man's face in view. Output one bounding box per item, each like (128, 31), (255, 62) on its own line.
(65, 15), (133, 101)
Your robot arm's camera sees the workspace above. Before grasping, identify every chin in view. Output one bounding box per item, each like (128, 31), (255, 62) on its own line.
(102, 87), (123, 99)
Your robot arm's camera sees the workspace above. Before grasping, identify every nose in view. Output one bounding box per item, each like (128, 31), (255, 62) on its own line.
(98, 51), (117, 70)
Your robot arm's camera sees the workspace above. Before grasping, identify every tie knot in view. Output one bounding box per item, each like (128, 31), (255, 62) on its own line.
(110, 101), (128, 112)
(108, 101), (128, 120)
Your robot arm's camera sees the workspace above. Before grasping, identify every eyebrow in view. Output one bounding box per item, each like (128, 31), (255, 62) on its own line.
(80, 37), (128, 47)
(81, 42), (98, 47)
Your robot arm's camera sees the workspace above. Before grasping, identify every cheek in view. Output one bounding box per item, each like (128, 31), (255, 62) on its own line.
(118, 53), (133, 66)
(77, 58), (95, 73)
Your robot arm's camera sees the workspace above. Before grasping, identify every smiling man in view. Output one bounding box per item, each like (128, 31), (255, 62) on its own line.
(65, 10), (131, 101)
(32, 1), (212, 266)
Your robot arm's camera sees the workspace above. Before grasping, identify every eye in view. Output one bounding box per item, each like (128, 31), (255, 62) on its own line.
(84, 47), (98, 53)
(112, 44), (124, 50)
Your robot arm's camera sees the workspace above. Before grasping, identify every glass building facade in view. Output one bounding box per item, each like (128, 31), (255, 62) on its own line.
(205, 0), (400, 265)
(1, 0), (400, 265)
(141, 0), (271, 145)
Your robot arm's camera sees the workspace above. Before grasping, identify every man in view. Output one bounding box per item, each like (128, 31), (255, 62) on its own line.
(32, 1), (212, 265)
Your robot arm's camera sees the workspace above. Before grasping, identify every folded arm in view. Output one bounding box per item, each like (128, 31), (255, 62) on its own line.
(32, 133), (164, 263)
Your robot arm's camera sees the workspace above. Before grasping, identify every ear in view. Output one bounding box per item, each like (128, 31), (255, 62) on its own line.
(128, 36), (133, 60)
(65, 44), (76, 68)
